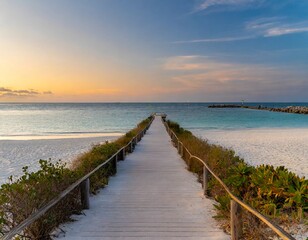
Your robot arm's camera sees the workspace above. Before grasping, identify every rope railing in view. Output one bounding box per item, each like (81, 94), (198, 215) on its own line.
(2, 116), (154, 240)
(162, 118), (295, 240)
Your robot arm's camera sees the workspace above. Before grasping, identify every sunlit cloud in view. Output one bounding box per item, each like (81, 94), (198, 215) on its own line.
(162, 56), (307, 100)
(165, 55), (235, 72)
(164, 55), (215, 71)
(0, 87), (52, 98)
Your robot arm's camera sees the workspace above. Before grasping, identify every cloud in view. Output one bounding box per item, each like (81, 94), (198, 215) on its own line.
(173, 35), (256, 44)
(246, 18), (308, 37)
(0, 92), (20, 97)
(174, 17), (308, 45)
(43, 91), (53, 95)
(15, 89), (39, 95)
(164, 55), (217, 71)
(164, 55), (279, 83)
(0, 87), (52, 98)
(245, 17), (283, 30)
(162, 56), (307, 100)
(195, 0), (263, 12)
(265, 27), (308, 37)
(0, 87), (12, 92)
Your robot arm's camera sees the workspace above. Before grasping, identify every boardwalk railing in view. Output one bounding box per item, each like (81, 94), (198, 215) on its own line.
(162, 117), (295, 240)
(3, 116), (154, 240)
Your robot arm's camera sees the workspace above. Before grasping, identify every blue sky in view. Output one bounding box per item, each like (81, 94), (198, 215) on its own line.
(0, 0), (308, 102)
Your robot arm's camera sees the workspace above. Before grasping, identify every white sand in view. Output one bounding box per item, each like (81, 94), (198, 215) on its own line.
(0, 135), (119, 184)
(192, 128), (308, 178)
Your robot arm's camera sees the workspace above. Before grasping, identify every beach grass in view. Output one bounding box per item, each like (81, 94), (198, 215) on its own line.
(166, 119), (307, 239)
(0, 116), (152, 239)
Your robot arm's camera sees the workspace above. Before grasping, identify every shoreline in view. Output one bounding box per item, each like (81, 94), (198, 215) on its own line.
(0, 135), (120, 184)
(0, 132), (123, 141)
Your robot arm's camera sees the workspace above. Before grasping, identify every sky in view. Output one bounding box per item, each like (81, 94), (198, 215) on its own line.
(0, 0), (308, 102)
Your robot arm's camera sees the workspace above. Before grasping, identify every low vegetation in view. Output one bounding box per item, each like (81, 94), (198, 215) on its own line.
(166, 120), (307, 239)
(0, 116), (152, 239)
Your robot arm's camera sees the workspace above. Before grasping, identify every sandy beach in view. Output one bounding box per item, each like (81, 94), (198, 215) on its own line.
(193, 128), (308, 178)
(0, 135), (120, 184)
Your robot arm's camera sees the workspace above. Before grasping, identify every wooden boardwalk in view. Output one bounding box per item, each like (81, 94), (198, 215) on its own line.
(56, 117), (229, 239)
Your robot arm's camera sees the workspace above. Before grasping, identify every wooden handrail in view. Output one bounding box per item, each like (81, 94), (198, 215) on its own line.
(2, 116), (154, 240)
(162, 118), (295, 240)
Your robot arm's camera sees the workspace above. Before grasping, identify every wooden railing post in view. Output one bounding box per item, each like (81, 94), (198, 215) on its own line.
(118, 148), (125, 161)
(203, 166), (209, 197)
(130, 141), (134, 153)
(231, 200), (243, 240)
(113, 155), (118, 174)
(180, 143), (182, 155)
(122, 148), (126, 160)
(187, 156), (191, 170)
(181, 144), (184, 157)
(80, 178), (90, 209)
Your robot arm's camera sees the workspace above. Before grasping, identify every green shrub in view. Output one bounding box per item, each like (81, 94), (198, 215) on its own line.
(0, 160), (80, 239)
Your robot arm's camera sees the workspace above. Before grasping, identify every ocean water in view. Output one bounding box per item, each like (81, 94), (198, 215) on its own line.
(0, 102), (308, 138)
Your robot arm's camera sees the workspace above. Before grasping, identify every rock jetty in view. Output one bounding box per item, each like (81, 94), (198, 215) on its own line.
(208, 104), (308, 114)
(269, 106), (308, 114)
(208, 104), (242, 108)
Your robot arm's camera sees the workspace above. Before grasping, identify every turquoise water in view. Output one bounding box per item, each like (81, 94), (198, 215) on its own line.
(0, 103), (308, 137)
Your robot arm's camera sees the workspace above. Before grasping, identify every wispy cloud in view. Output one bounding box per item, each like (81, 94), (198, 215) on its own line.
(164, 55), (213, 71)
(195, 0), (263, 12)
(265, 26), (308, 37)
(173, 35), (256, 44)
(246, 18), (308, 37)
(245, 17), (283, 30)
(174, 17), (308, 44)
(0, 87), (53, 98)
